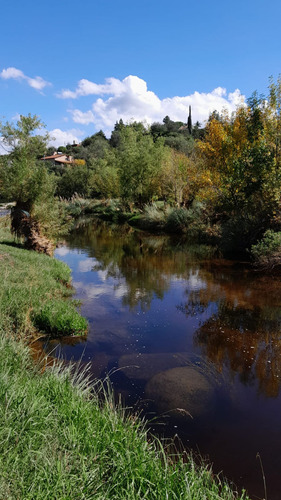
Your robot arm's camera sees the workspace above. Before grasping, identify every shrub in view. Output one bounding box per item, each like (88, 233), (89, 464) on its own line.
(166, 202), (206, 237)
(251, 230), (281, 269)
(143, 203), (167, 223)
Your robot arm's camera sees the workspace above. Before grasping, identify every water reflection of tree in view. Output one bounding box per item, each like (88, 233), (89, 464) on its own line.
(68, 220), (209, 310)
(178, 271), (281, 398)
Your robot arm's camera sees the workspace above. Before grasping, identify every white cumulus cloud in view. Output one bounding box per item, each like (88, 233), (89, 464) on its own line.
(48, 128), (84, 148)
(59, 75), (245, 134)
(69, 109), (95, 125)
(0, 67), (51, 92)
(57, 77), (127, 99)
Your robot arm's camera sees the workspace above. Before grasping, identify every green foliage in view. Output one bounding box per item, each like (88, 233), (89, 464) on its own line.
(150, 115), (197, 154)
(118, 127), (166, 205)
(166, 206), (193, 233)
(128, 204), (170, 231)
(0, 114), (51, 212)
(0, 154), (53, 210)
(164, 203), (208, 239)
(143, 203), (169, 223)
(56, 165), (90, 199)
(251, 230), (281, 268)
(164, 134), (194, 155)
(32, 194), (70, 238)
(77, 130), (109, 162)
(89, 150), (120, 198)
(0, 113), (48, 157)
(4, 97), (281, 259)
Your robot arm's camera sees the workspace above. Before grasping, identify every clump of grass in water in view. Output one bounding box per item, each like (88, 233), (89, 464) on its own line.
(0, 331), (249, 500)
(33, 299), (87, 336)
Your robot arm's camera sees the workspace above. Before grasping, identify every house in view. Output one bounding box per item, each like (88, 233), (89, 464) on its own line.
(40, 153), (74, 165)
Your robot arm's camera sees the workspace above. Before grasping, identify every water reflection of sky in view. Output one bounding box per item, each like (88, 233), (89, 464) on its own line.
(55, 246), (216, 361)
(52, 224), (281, 500)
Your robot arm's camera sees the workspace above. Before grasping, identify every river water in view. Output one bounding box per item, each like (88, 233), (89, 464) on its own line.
(39, 219), (281, 499)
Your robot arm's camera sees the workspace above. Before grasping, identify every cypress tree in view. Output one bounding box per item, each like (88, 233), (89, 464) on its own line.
(188, 105), (192, 135)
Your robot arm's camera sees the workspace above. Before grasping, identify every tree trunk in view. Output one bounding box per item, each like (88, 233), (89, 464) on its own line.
(11, 204), (54, 256)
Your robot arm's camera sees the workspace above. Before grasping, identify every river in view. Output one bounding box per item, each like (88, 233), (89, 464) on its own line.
(37, 218), (281, 499)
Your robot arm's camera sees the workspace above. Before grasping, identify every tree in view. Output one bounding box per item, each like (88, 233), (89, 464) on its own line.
(187, 105), (192, 135)
(0, 114), (51, 212)
(109, 119), (126, 148)
(198, 104), (281, 251)
(118, 127), (165, 206)
(56, 165), (90, 199)
(88, 149), (120, 199)
(160, 149), (212, 207)
(0, 114), (55, 253)
(265, 75), (281, 168)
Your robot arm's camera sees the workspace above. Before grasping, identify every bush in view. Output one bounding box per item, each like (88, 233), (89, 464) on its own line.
(251, 230), (281, 269)
(166, 203), (206, 237)
(127, 204), (169, 231)
(166, 207), (191, 232)
(143, 203), (168, 223)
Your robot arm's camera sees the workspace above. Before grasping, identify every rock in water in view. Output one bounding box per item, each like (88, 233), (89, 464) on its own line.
(118, 352), (192, 381)
(145, 367), (214, 419)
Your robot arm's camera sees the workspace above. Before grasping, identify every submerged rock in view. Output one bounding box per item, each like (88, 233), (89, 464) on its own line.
(145, 367), (214, 419)
(118, 352), (191, 381)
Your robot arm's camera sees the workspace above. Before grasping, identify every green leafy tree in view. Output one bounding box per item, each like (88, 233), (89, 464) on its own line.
(56, 165), (90, 199)
(0, 114), (52, 213)
(109, 119), (126, 148)
(77, 131), (109, 161)
(88, 149), (120, 199)
(118, 127), (165, 206)
(198, 104), (281, 251)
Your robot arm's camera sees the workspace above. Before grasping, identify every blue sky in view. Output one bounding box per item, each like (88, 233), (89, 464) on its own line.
(1, 0), (281, 146)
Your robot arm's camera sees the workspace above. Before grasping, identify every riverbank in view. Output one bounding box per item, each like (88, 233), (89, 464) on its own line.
(0, 221), (87, 338)
(64, 197), (281, 269)
(0, 221), (250, 499)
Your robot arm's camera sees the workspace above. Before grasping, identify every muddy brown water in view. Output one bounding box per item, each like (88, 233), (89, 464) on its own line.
(37, 219), (281, 499)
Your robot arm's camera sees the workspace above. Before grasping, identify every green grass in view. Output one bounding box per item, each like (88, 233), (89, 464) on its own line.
(0, 221), (87, 337)
(0, 219), (249, 499)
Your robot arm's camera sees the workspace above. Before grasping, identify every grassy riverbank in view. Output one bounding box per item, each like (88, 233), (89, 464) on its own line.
(0, 221), (87, 338)
(0, 221), (250, 499)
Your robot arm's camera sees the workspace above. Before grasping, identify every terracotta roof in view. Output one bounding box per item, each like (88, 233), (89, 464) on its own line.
(41, 153), (73, 164)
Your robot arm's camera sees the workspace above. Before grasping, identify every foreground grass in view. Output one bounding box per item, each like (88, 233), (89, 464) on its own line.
(0, 221), (87, 337)
(0, 219), (249, 499)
